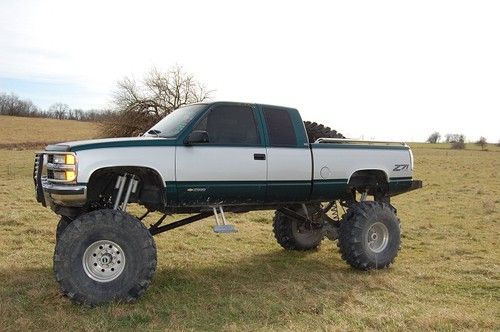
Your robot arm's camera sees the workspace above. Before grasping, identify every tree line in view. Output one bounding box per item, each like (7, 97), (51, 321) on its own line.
(0, 92), (113, 121)
(426, 132), (494, 150)
(1, 65), (212, 139)
(3, 65), (498, 148)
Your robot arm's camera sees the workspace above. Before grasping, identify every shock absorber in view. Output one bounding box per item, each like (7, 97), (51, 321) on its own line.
(113, 174), (139, 211)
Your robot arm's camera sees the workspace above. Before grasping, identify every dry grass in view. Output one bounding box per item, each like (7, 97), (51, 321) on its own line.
(0, 115), (100, 148)
(0, 119), (498, 331)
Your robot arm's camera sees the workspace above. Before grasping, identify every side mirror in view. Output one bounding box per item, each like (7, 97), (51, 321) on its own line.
(185, 130), (209, 145)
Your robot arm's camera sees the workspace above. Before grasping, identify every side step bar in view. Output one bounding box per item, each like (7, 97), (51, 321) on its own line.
(212, 206), (238, 233)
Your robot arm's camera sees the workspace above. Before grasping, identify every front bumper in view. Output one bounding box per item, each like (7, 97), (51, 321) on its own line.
(34, 151), (87, 209)
(40, 178), (87, 208)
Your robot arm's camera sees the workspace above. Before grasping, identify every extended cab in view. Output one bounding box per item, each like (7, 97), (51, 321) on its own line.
(34, 101), (421, 305)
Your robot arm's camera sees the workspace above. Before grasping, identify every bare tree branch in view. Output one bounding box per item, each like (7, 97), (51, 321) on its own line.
(103, 65), (214, 137)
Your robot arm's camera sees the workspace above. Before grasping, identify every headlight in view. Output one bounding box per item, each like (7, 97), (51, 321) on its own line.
(53, 171), (66, 180)
(53, 155), (65, 164)
(53, 154), (76, 165)
(47, 153), (78, 182)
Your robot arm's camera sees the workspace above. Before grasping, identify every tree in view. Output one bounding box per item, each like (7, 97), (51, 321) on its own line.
(445, 133), (466, 149)
(476, 137), (487, 150)
(103, 65), (213, 137)
(49, 103), (70, 120)
(0, 92), (40, 117)
(426, 132), (441, 144)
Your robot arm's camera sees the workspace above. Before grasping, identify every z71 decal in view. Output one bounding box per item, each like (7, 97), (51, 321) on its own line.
(393, 164), (409, 171)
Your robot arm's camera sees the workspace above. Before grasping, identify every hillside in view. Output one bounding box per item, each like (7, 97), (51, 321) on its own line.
(0, 115), (100, 148)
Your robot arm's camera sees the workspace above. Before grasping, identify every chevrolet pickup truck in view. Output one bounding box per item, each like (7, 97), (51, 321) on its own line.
(34, 101), (421, 305)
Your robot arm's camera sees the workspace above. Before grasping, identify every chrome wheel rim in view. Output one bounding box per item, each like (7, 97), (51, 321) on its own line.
(82, 240), (125, 282)
(366, 222), (389, 253)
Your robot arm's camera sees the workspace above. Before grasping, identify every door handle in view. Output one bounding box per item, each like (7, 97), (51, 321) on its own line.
(253, 153), (266, 160)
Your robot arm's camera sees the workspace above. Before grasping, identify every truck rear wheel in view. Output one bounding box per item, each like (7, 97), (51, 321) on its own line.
(272, 209), (323, 251)
(338, 201), (400, 270)
(303, 121), (344, 142)
(53, 209), (157, 305)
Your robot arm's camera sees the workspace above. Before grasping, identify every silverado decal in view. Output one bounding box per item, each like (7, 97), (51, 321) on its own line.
(187, 188), (207, 192)
(393, 164), (409, 172)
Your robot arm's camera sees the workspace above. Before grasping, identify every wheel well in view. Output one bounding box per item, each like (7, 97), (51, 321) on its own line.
(348, 170), (389, 196)
(87, 166), (166, 211)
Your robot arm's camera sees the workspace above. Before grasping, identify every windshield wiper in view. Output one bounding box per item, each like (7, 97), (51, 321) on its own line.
(147, 129), (161, 137)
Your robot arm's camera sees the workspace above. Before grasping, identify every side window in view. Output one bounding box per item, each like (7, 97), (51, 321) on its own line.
(194, 105), (260, 145)
(263, 108), (297, 146)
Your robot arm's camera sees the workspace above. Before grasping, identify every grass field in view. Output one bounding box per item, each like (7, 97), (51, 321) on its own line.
(0, 117), (498, 331)
(0, 115), (101, 148)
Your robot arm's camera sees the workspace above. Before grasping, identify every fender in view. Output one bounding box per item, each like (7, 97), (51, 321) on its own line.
(75, 146), (175, 185)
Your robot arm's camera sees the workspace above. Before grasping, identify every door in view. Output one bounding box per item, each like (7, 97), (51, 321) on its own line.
(176, 104), (267, 206)
(262, 107), (312, 203)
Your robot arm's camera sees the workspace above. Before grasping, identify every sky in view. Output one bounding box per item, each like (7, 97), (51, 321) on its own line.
(0, 0), (499, 142)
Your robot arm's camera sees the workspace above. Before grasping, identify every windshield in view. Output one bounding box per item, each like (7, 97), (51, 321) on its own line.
(145, 104), (207, 138)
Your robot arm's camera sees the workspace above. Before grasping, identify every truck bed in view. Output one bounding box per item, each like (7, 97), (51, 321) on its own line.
(309, 139), (414, 200)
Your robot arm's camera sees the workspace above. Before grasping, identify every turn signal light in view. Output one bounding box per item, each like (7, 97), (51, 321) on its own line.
(65, 171), (76, 181)
(65, 154), (76, 165)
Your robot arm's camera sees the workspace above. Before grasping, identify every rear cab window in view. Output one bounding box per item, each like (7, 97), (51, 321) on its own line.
(262, 107), (297, 147)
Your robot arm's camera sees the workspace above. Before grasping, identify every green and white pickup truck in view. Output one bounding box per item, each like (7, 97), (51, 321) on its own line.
(34, 101), (422, 305)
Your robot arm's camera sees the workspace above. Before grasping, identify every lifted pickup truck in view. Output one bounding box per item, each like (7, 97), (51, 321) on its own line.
(34, 101), (421, 305)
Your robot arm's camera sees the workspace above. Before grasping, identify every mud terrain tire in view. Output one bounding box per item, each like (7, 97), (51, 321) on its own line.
(273, 209), (323, 251)
(56, 216), (72, 241)
(303, 121), (344, 142)
(53, 209), (157, 306)
(338, 201), (400, 270)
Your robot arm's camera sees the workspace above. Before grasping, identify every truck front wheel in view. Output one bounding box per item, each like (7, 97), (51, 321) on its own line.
(56, 216), (72, 241)
(338, 201), (400, 270)
(272, 209), (323, 251)
(53, 209), (157, 305)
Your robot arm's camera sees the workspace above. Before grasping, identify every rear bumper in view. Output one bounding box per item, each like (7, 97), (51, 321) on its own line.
(388, 179), (423, 197)
(409, 180), (423, 191)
